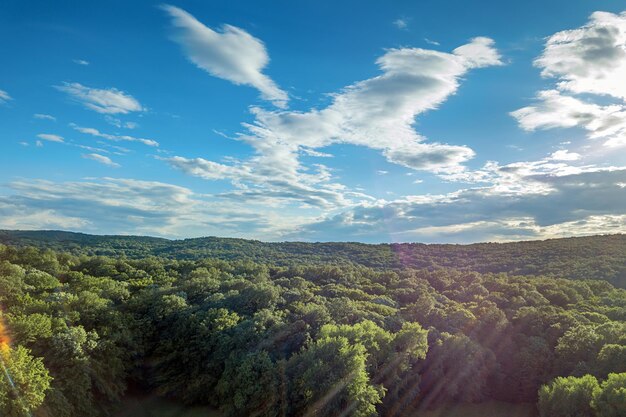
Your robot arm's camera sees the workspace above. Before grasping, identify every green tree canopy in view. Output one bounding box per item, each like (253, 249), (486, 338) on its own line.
(538, 375), (600, 417)
(0, 346), (52, 417)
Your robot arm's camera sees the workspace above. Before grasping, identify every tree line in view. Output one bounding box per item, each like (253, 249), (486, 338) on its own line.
(1, 231), (625, 289)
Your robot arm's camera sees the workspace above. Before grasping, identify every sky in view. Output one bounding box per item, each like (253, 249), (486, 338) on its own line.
(1, 0), (626, 243)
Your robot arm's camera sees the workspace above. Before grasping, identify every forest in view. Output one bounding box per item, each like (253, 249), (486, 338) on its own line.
(2, 231), (626, 289)
(1, 231), (626, 416)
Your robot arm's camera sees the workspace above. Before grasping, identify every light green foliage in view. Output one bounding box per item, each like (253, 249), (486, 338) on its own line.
(286, 336), (381, 417)
(538, 375), (600, 417)
(0, 346), (52, 417)
(23, 269), (60, 292)
(394, 321), (429, 361)
(320, 320), (394, 374)
(0, 261), (26, 302)
(316, 319), (428, 415)
(592, 373), (626, 417)
(6, 313), (53, 344)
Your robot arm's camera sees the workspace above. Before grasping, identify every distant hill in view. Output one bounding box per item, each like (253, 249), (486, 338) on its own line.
(1, 229), (625, 288)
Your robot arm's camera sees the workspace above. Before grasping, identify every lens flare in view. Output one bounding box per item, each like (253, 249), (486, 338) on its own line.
(1, 311), (35, 417)
(0, 315), (11, 352)
(1, 314), (14, 387)
(1, 314), (22, 409)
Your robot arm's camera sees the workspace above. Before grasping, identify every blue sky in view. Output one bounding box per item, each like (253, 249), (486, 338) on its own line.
(1, 1), (626, 242)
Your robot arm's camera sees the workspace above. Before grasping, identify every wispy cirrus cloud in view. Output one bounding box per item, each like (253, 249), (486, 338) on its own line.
(0, 178), (309, 239)
(36, 133), (64, 143)
(105, 116), (138, 129)
(55, 82), (145, 114)
(165, 155), (370, 209)
(75, 144), (110, 154)
(33, 113), (56, 121)
(162, 4), (288, 108)
(71, 124), (159, 147)
(0, 89), (12, 104)
(0, 178), (197, 235)
(393, 18), (408, 30)
(511, 11), (626, 148)
(82, 153), (120, 168)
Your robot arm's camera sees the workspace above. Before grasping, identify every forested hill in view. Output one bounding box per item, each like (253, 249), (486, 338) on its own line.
(2, 232), (626, 417)
(1, 230), (626, 288)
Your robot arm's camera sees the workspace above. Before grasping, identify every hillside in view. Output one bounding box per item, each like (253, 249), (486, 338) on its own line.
(1, 230), (625, 288)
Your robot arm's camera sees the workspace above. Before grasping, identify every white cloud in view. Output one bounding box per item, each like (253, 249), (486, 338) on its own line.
(6, 156), (626, 243)
(163, 38), (501, 210)
(162, 4), (288, 108)
(294, 159), (626, 243)
(452, 37), (503, 68)
(36, 133), (64, 143)
(107, 144), (131, 154)
(512, 11), (626, 149)
(536, 11), (626, 99)
(393, 19), (408, 30)
(75, 144), (110, 154)
(424, 38), (440, 46)
(236, 37), (500, 174)
(73, 59), (90, 66)
(82, 153), (120, 168)
(512, 90), (626, 143)
(0, 89), (12, 104)
(105, 116), (139, 129)
(55, 82), (144, 114)
(301, 148), (333, 158)
(71, 124), (159, 147)
(165, 156), (369, 209)
(439, 153), (595, 186)
(34, 113), (56, 121)
(0, 207), (89, 230)
(0, 178), (198, 235)
(0, 178), (310, 239)
(549, 149), (581, 161)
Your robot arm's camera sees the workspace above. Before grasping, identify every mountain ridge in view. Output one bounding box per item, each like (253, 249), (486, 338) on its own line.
(2, 229), (625, 288)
